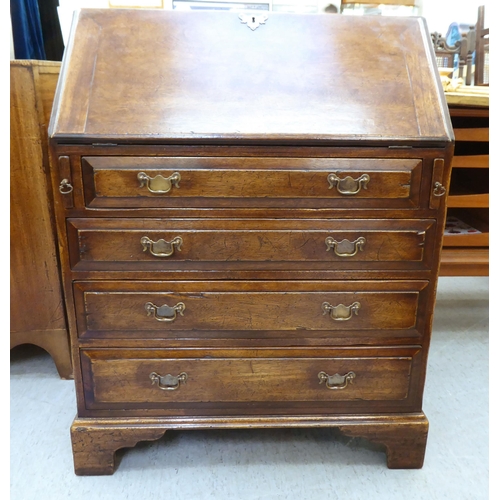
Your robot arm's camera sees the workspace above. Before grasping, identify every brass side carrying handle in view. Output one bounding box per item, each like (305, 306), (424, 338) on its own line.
(327, 173), (370, 195)
(59, 178), (73, 194)
(150, 372), (188, 391)
(141, 236), (183, 257)
(318, 371), (356, 390)
(322, 301), (360, 321)
(145, 301), (185, 322)
(433, 182), (447, 197)
(325, 236), (366, 257)
(137, 172), (181, 194)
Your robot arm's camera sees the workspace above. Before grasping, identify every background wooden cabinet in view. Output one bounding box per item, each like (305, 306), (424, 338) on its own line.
(440, 97), (489, 276)
(10, 60), (72, 379)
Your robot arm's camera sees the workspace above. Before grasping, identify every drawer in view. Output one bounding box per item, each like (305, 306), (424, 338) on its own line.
(80, 347), (422, 415)
(68, 218), (437, 272)
(81, 156), (423, 209)
(73, 280), (429, 340)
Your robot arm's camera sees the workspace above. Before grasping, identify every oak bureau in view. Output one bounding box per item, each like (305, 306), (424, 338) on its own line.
(48, 9), (454, 475)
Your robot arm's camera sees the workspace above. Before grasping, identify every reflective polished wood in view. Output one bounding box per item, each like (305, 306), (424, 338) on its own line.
(48, 9), (453, 474)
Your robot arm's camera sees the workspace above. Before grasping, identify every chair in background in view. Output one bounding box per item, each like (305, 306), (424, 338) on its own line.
(433, 20), (483, 86)
(474, 5), (489, 86)
(431, 5), (489, 87)
(431, 31), (469, 82)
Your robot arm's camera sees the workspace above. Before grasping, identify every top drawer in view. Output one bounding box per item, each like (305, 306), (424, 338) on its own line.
(81, 157), (423, 209)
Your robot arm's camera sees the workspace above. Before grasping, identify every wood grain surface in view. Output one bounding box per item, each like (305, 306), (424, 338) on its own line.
(50, 9), (453, 145)
(73, 280), (428, 339)
(71, 413), (428, 474)
(82, 157), (420, 203)
(67, 218), (435, 270)
(10, 61), (72, 379)
(81, 347), (418, 407)
(48, 9), (454, 473)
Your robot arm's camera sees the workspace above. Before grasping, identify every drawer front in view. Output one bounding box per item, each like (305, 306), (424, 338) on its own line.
(80, 347), (421, 414)
(82, 157), (423, 209)
(68, 218), (436, 271)
(73, 280), (429, 339)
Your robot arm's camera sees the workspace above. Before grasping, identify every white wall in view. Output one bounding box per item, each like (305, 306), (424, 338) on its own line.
(321, 1), (490, 34)
(56, 1), (491, 46)
(420, 0), (491, 34)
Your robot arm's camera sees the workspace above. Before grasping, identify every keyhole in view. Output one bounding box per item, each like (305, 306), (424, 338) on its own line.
(252, 17), (255, 23)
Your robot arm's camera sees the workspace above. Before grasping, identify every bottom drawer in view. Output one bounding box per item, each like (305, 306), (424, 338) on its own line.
(80, 347), (422, 416)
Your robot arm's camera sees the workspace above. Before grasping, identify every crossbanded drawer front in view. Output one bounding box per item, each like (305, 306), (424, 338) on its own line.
(67, 218), (436, 271)
(80, 347), (421, 413)
(81, 157), (423, 209)
(73, 280), (428, 339)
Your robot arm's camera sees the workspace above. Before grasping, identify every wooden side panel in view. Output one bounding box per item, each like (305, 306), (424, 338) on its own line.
(429, 158), (445, 209)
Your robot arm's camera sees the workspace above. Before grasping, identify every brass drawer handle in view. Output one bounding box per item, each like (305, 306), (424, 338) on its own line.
(150, 372), (188, 391)
(322, 301), (360, 321)
(318, 371), (356, 390)
(141, 236), (183, 257)
(59, 178), (73, 194)
(137, 171), (181, 194)
(325, 236), (366, 257)
(327, 173), (370, 195)
(433, 182), (446, 197)
(145, 301), (186, 322)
